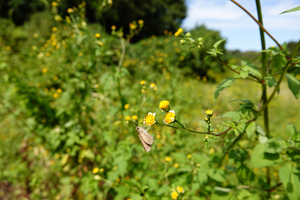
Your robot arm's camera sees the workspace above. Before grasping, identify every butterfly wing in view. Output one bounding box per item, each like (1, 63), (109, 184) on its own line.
(138, 132), (152, 152)
(136, 126), (154, 145)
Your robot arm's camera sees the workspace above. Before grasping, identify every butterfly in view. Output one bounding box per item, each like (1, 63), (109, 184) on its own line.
(136, 126), (154, 152)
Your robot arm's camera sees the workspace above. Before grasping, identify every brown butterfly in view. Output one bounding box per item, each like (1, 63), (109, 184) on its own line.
(136, 126), (154, 152)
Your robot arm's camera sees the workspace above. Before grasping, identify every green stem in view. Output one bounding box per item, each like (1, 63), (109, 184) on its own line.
(255, 0), (271, 195)
(254, 40), (300, 121)
(156, 122), (208, 134)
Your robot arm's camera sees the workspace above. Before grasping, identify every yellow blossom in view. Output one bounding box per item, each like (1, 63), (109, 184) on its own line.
(67, 8), (74, 13)
(97, 41), (103, 46)
(129, 23), (137, 29)
(132, 115), (138, 121)
(150, 83), (156, 89)
(111, 25), (116, 30)
(165, 156), (171, 162)
(140, 80), (146, 85)
(174, 28), (183, 37)
(159, 100), (169, 110)
(209, 148), (215, 154)
(52, 2), (58, 6)
(205, 109), (213, 116)
(174, 163), (179, 168)
(42, 68), (48, 73)
(95, 33), (101, 38)
(53, 76), (58, 81)
(125, 176), (130, 181)
(138, 20), (144, 25)
(177, 186), (184, 193)
(53, 93), (58, 98)
(99, 168), (104, 172)
(163, 30), (168, 34)
(57, 88), (62, 93)
(143, 112), (156, 126)
(93, 167), (99, 174)
(171, 191), (179, 200)
(124, 104), (130, 109)
(164, 110), (175, 124)
(125, 116), (131, 121)
(78, 52), (83, 56)
(65, 16), (71, 23)
(187, 154), (192, 159)
(52, 27), (57, 32)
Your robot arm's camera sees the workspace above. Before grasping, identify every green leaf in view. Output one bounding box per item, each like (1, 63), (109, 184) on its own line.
(264, 76), (277, 87)
(279, 163), (300, 200)
(239, 71), (249, 79)
(285, 74), (300, 98)
(208, 168), (225, 182)
(222, 111), (240, 122)
(208, 48), (217, 56)
(251, 143), (283, 167)
(280, 5), (300, 14)
(287, 123), (299, 141)
(214, 78), (236, 101)
(257, 125), (268, 143)
(246, 121), (256, 138)
(213, 39), (226, 49)
(265, 138), (287, 154)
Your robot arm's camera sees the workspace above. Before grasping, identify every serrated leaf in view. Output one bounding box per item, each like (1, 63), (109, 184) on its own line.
(280, 5), (300, 14)
(246, 121), (256, 138)
(240, 71), (249, 79)
(251, 143), (282, 167)
(279, 163), (300, 200)
(285, 74), (300, 98)
(213, 39), (226, 49)
(214, 78), (235, 101)
(264, 76), (277, 87)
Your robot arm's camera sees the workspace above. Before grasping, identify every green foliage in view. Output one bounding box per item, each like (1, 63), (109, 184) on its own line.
(0, 2), (300, 200)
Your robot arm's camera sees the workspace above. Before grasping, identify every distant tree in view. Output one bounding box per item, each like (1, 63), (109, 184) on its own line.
(98, 0), (187, 40)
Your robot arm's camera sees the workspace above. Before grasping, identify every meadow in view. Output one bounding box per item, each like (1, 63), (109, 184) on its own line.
(0, 2), (300, 200)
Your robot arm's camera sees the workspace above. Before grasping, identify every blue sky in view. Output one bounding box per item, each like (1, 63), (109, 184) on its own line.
(181, 0), (300, 51)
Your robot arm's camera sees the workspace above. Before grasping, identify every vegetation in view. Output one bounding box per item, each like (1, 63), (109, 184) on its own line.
(0, 1), (300, 200)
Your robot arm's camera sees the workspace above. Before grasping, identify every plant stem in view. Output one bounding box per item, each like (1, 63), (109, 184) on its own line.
(255, 0), (271, 196)
(230, 0), (284, 52)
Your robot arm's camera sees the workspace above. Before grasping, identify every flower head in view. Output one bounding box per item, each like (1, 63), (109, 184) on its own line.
(159, 100), (169, 111)
(132, 115), (138, 121)
(164, 110), (175, 124)
(111, 25), (116, 30)
(171, 191), (179, 200)
(174, 163), (179, 168)
(140, 80), (146, 85)
(174, 28), (183, 37)
(93, 167), (99, 174)
(205, 109), (213, 116)
(138, 20), (144, 25)
(125, 116), (131, 121)
(124, 104), (130, 110)
(95, 33), (101, 38)
(144, 112), (156, 126)
(177, 186), (184, 193)
(67, 8), (74, 13)
(165, 156), (171, 162)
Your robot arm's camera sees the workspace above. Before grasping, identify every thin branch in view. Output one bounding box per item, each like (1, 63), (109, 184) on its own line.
(230, 0), (284, 52)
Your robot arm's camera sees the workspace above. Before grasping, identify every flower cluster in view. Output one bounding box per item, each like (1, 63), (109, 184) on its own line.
(171, 186), (185, 199)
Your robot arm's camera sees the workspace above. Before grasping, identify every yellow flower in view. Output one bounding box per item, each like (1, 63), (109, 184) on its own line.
(209, 148), (215, 154)
(138, 20), (144, 25)
(125, 176), (130, 181)
(42, 68), (48, 73)
(97, 41), (103, 46)
(150, 83), (156, 89)
(124, 104), (130, 109)
(57, 88), (62, 93)
(140, 80), (146, 85)
(159, 100), (169, 110)
(174, 163), (179, 168)
(52, 2), (58, 7)
(205, 109), (213, 116)
(187, 154), (192, 159)
(143, 112), (156, 126)
(67, 8), (74, 13)
(165, 156), (171, 162)
(65, 16), (71, 23)
(52, 27), (57, 32)
(93, 167), (99, 174)
(111, 25), (116, 30)
(129, 23), (137, 29)
(125, 116), (131, 121)
(164, 110), (175, 124)
(99, 168), (104, 172)
(53, 93), (58, 98)
(163, 30), (168, 34)
(53, 76), (58, 81)
(132, 115), (138, 121)
(171, 191), (179, 200)
(95, 33), (101, 38)
(177, 186), (184, 193)
(174, 28), (183, 37)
